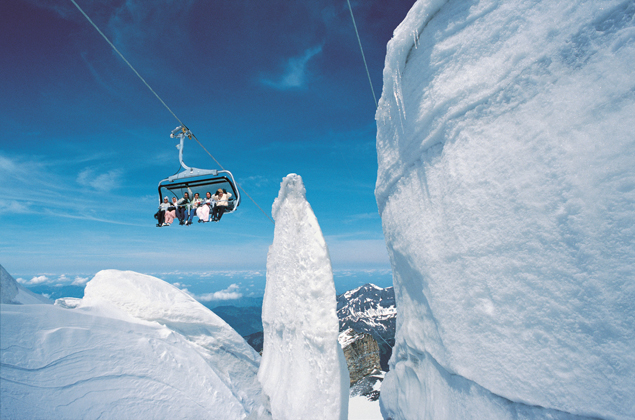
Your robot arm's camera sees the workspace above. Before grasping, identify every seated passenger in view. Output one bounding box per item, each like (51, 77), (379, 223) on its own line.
(165, 197), (178, 226)
(176, 192), (192, 226)
(197, 191), (213, 223)
(211, 188), (232, 222)
(190, 192), (203, 225)
(156, 197), (171, 227)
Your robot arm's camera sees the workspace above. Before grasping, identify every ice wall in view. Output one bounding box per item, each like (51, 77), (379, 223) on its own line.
(258, 174), (349, 420)
(376, 1), (635, 419)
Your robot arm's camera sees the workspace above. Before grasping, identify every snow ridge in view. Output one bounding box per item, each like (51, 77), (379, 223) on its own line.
(1, 269), (271, 420)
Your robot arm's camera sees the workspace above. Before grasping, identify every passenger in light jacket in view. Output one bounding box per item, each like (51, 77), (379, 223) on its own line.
(211, 188), (232, 222)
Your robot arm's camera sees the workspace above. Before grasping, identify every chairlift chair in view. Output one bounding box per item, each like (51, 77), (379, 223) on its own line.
(158, 126), (240, 213)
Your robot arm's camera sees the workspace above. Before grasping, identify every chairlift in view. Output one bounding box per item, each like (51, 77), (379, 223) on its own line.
(158, 126), (240, 214)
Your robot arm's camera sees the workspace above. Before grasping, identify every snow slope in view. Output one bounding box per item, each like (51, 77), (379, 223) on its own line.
(1, 264), (52, 305)
(376, 0), (635, 419)
(258, 174), (349, 420)
(1, 269), (270, 419)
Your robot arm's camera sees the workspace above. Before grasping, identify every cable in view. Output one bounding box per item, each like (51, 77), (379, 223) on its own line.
(69, 0), (275, 225)
(346, 0), (378, 108)
(69, 0), (185, 127)
(191, 135), (275, 225)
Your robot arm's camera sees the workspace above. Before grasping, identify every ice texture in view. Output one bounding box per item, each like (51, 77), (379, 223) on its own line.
(258, 174), (349, 420)
(376, 0), (635, 419)
(1, 269), (271, 419)
(0, 264), (18, 303)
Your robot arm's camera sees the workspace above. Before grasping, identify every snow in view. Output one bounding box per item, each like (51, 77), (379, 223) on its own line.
(349, 371), (386, 420)
(349, 395), (383, 420)
(258, 174), (349, 420)
(338, 327), (364, 348)
(1, 269), (271, 419)
(376, 0), (635, 419)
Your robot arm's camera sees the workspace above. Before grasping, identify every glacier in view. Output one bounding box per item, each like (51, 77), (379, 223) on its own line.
(376, 0), (635, 419)
(258, 174), (350, 420)
(1, 266), (271, 419)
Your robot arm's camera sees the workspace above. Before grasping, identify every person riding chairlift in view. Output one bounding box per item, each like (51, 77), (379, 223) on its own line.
(211, 188), (232, 222)
(176, 192), (191, 225)
(189, 192), (203, 225)
(197, 191), (213, 223)
(156, 197), (171, 227)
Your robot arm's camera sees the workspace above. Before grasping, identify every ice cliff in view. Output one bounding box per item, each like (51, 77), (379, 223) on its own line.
(258, 174), (349, 420)
(375, 0), (635, 419)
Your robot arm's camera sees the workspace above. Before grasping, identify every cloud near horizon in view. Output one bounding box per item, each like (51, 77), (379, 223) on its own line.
(183, 284), (243, 302)
(17, 275), (50, 285)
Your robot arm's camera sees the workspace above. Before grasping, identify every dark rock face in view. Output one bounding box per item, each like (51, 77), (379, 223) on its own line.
(337, 284), (396, 371)
(339, 328), (382, 385)
(244, 331), (264, 353)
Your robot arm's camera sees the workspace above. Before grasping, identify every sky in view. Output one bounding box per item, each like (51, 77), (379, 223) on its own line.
(1, 0), (414, 292)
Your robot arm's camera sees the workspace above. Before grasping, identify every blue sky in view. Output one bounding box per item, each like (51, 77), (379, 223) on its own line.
(1, 0), (413, 291)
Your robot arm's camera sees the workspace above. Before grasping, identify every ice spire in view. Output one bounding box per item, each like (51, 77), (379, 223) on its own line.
(258, 174), (349, 420)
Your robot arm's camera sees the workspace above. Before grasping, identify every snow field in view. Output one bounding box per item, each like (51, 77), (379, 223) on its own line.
(1, 268), (271, 420)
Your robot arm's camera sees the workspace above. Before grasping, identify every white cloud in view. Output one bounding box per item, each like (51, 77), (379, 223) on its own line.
(185, 284), (243, 302)
(72, 276), (90, 286)
(17, 275), (50, 285)
(77, 168), (123, 192)
(0, 200), (29, 215)
(261, 45), (323, 90)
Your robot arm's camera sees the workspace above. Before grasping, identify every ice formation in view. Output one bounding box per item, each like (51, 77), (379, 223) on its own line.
(1, 269), (271, 419)
(376, 0), (635, 419)
(258, 174), (349, 420)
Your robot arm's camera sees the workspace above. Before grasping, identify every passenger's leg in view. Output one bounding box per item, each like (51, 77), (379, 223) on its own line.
(216, 206), (226, 221)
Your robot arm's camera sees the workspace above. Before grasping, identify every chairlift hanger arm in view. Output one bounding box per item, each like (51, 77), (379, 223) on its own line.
(159, 126), (241, 213)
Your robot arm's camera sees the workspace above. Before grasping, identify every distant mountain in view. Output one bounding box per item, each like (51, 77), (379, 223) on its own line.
(337, 283), (396, 371)
(221, 283), (397, 374)
(203, 296), (264, 309)
(211, 305), (262, 336)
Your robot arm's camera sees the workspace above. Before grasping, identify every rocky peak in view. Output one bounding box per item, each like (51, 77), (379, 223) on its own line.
(338, 328), (381, 385)
(337, 283), (396, 371)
